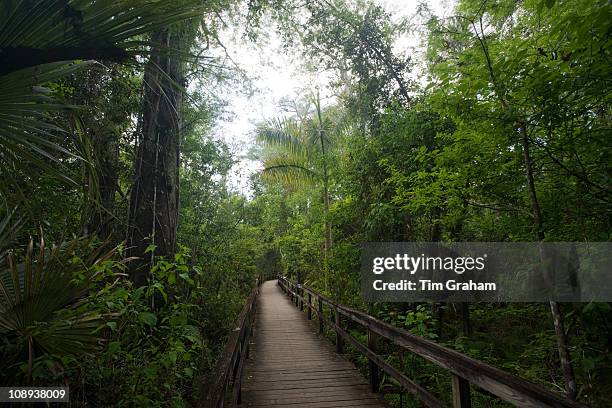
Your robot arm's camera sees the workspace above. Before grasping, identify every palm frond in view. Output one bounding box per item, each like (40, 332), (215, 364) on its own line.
(0, 0), (208, 75)
(261, 154), (319, 187)
(0, 61), (94, 192)
(257, 117), (312, 160)
(0, 208), (21, 256)
(0, 1), (209, 209)
(0, 236), (122, 368)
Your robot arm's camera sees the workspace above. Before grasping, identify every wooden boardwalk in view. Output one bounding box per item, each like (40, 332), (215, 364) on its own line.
(206, 278), (583, 408)
(242, 280), (387, 407)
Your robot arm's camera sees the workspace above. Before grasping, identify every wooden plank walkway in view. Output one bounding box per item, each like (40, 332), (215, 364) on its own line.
(242, 280), (387, 407)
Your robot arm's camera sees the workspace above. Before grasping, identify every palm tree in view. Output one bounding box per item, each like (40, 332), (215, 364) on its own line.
(0, 233), (123, 383)
(257, 91), (344, 257)
(0, 0), (206, 380)
(0, 0), (205, 204)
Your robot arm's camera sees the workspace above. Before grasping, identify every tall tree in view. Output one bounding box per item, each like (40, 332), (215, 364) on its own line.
(0, 0), (205, 212)
(127, 26), (186, 286)
(257, 92), (342, 259)
(424, 0), (611, 398)
(125, 0), (248, 285)
(301, 0), (413, 123)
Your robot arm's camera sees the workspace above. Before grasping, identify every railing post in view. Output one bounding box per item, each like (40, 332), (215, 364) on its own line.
(232, 342), (242, 405)
(307, 293), (312, 320)
(318, 298), (324, 334)
(246, 309), (251, 360)
(334, 309), (343, 354)
(451, 374), (471, 408)
(299, 286), (304, 311)
(368, 328), (380, 392)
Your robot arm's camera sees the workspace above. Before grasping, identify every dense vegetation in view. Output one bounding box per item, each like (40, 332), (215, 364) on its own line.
(0, 0), (610, 407)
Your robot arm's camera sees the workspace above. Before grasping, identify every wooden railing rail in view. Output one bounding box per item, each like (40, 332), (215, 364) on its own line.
(201, 282), (259, 408)
(277, 276), (586, 408)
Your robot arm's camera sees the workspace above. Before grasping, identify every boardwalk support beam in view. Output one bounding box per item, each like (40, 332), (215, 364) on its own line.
(335, 309), (343, 354)
(368, 328), (380, 393)
(318, 299), (324, 334)
(299, 285), (304, 311)
(452, 374), (472, 408)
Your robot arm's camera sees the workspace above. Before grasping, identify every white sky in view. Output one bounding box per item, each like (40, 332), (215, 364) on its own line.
(206, 0), (453, 194)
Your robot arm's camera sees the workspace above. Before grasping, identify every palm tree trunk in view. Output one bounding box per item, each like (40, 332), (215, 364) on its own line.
(315, 90), (332, 255)
(323, 179), (332, 253)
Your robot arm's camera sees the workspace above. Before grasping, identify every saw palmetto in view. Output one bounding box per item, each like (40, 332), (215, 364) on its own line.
(0, 236), (121, 381)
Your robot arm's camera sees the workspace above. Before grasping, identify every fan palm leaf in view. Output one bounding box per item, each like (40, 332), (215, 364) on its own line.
(0, 0), (209, 204)
(0, 0), (207, 75)
(0, 236), (122, 380)
(0, 208), (21, 257)
(0, 61), (95, 193)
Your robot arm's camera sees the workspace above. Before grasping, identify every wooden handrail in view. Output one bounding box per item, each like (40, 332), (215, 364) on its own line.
(201, 282), (259, 408)
(277, 276), (587, 408)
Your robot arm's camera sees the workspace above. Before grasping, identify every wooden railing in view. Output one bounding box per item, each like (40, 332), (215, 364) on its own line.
(277, 276), (587, 408)
(201, 283), (258, 408)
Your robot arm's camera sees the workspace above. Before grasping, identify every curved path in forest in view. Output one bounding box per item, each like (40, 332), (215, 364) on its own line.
(242, 280), (388, 407)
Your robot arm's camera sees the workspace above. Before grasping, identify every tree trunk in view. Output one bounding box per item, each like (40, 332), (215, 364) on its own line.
(127, 27), (183, 286)
(323, 180), (332, 253)
(87, 127), (119, 240)
(459, 303), (471, 336)
(473, 18), (577, 396)
(550, 300), (577, 399)
(520, 130), (544, 241)
(521, 126), (576, 400)
(315, 90), (332, 255)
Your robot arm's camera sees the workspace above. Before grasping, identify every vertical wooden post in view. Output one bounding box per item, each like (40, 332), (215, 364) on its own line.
(307, 293), (312, 320)
(451, 374), (471, 408)
(335, 309), (343, 353)
(300, 286), (304, 311)
(318, 299), (324, 334)
(368, 328), (379, 392)
(232, 343), (242, 405)
(245, 311), (251, 360)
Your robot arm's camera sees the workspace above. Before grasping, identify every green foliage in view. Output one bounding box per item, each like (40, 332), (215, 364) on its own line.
(256, 92), (344, 187)
(67, 248), (209, 407)
(0, 61), (96, 205)
(1, 0), (610, 406)
(251, 0), (611, 406)
(300, 0), (413, 119)
(0, 236), (122, 383)
(0, 0), (224, 226)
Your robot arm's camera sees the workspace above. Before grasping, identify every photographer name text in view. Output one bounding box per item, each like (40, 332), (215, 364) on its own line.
(373, 279), (496, 291)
